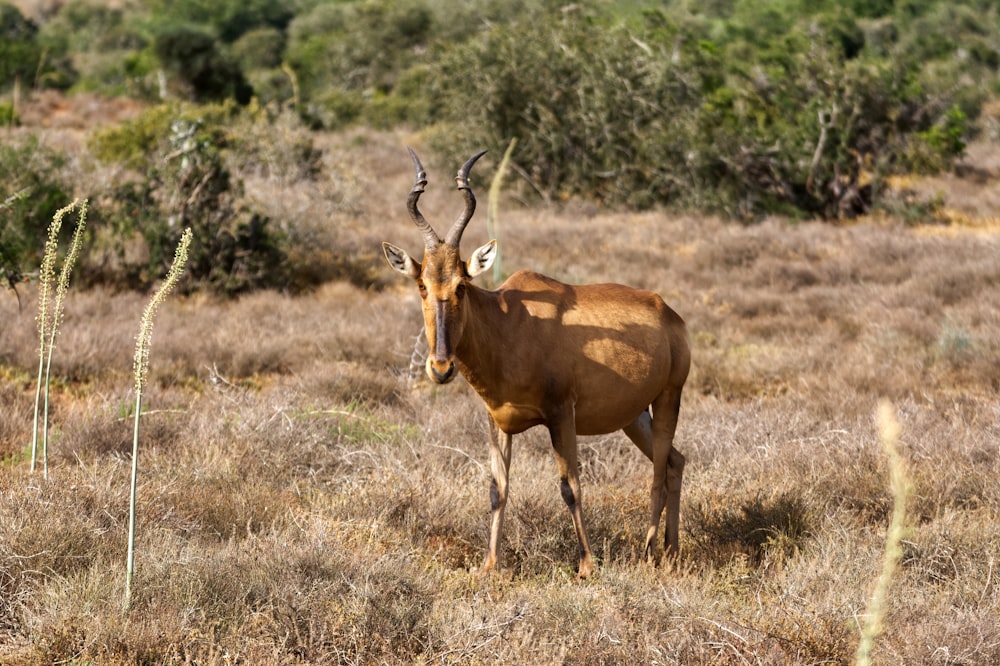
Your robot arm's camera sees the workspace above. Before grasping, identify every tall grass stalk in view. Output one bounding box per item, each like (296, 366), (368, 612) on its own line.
(41, 200), (88, 479)
(282, 62), (300, 112)
(30, 199), (85, 476)
(485, 137), (517, 288)
(855, 401), (912, 666)
(125, 227), (191, 612)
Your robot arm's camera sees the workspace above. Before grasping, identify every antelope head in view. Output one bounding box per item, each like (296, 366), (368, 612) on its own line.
(382, 148), (497, 384)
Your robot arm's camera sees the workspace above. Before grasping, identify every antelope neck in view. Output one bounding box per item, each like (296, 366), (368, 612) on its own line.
(454, 285), (504, 392)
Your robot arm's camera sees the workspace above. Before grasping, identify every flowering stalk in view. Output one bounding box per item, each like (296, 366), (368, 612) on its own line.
(855, 401), (911, 666)
(125, 228), (191, 612)
(41, 200), (88, 478)
(31, 199), (84, 475)
(486, 137), (517, 288)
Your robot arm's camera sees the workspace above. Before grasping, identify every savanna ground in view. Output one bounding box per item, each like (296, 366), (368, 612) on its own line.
(2, 110), (1000, 664)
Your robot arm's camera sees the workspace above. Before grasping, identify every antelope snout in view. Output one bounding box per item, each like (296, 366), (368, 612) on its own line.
(426, 357), (457, 384)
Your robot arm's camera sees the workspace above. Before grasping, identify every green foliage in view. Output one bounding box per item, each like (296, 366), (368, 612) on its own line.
(430, 8), (683, 208)
(426, 3), (975, 217)
(38, 0), (136, 53)
(0, 2), (43, 88)
(36, 0), (150, 95)
(0, 102), (16, 125)
(910, 106), (969, 174)
(146, 0), (293, 43)
(8, 0), (998, 229)
(230, 26), (285, 71)
(0, 138), (70, 274)
(88, 103), (291, 295)
(153, 23), (252, 103)
(0, 190), (28, 291)
(286, 0), (434, 127)
(88, 103), (175, 168)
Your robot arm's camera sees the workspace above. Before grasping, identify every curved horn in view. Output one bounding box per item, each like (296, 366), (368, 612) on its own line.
(445, 150), (488, 248)
(406, 147), (441, 249)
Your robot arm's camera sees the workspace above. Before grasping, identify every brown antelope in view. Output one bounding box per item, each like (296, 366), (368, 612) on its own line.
(382, 149), (690, 578)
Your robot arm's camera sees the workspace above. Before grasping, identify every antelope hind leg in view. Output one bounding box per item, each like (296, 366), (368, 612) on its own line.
(549, 406), (595, 578)
(656, 389), (684, 558)
(628, 390), (684, 562)
(664, 446), (685, 557)
(624, 411), (663, 561)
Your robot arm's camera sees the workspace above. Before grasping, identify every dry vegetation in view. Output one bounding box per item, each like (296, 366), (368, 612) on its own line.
(1, 127), (999, 664)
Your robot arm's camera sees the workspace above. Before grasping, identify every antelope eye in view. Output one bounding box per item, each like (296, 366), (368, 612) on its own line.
(417, 281), (428, 298)
(455, 283), (466, 300)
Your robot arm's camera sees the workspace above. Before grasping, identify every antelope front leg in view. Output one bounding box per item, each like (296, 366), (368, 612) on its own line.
(481, 416), (512, 575)
(664, 447), (685, 557)
(549, 407), (596, 579)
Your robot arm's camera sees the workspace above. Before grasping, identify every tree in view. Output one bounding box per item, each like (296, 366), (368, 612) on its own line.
(154, 24), (252, 103)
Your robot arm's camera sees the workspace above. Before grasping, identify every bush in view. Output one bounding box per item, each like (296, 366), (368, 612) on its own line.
(428, 8), (689, 208)
(146, 0), (293, 43)
(230, 26), (285, 71)
(425, 4), (972, 218)
(287, 0), (433, 127)
(0, 102), (16, 125)
(36, 0), (150, 95)
(5, 0), (994, 226)
(0, 2), (43, 88)
(153, 24), (252, 104)
(87, 103), (292, 295)
(0, 138), (70, 281)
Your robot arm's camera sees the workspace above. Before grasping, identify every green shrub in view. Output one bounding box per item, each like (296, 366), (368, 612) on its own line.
(425, 4), (972, 218)
(0, 2), (43, 88)
(88, 104), (177, 168)
(146, 0), (293, 43)
(0, 138), (70, 275)
(0, 102), (16, 126)
(38, 0), (133, 53)
(36, 0), (150, 95)
(429, 7), (690, 208)
(2, 0), (993, 228)
(153, 24), (252, 103)
(87, 103), (291, 294)
(911, 106), (968, 173)
(230, 26), (285, 71)
(287, 0), (433, 127)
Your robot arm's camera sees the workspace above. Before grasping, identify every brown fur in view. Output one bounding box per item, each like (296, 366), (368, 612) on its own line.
(383, 152), (690, 578)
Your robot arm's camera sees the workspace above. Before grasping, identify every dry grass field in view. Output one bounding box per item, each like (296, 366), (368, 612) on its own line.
(1, 125), (999, 664)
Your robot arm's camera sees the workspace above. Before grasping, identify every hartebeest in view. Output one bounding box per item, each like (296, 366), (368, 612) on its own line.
(382, 149), (690, 578)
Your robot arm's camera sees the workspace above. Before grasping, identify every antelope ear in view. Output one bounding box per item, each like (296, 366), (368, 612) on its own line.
(382, 242), (421, 279)
(466, 239), (497, 278)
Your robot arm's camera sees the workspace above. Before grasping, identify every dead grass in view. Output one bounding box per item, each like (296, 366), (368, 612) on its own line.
(1, 126), (999, 664)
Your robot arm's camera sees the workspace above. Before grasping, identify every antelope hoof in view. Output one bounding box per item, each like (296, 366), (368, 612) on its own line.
(478, 556), (498, 578)
(643, 528), (658, 562)
(578, 556), (595, 579)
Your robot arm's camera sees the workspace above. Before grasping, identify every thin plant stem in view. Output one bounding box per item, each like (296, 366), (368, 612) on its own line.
(125, 228), (191, 612)
(281, 62), (300, 113)
(41, 200), (87, 479)
(30, 200), (79, 474)
(486, 137), (517, 289)
(855, 401), (912, 666)
(125, 386), (143, 610)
